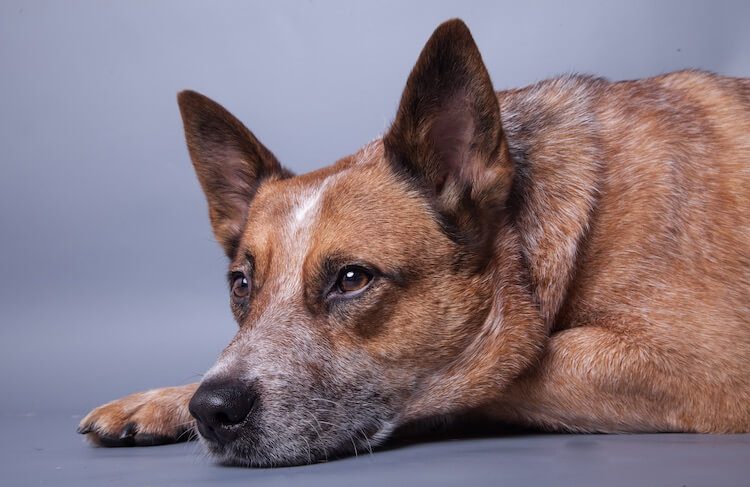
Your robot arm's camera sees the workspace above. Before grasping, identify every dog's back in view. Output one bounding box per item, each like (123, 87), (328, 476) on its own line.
(498, 70), (750, 431)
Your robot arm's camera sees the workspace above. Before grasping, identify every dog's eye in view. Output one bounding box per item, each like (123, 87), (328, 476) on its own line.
(231, 274), (250, 301)
(335, 266), (373, 295)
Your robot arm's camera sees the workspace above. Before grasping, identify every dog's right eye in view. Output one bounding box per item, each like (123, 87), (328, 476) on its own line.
(334, 266), (373, 296)
(231, 274), (250, 302)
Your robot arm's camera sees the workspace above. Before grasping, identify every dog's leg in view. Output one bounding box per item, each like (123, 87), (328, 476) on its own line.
(78, 383), (199, 446)
(494, 326), (747, 433)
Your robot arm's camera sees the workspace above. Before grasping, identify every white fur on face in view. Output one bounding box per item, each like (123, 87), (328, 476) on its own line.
(203, 170), (348, 383)
(278, 172), (346, 302)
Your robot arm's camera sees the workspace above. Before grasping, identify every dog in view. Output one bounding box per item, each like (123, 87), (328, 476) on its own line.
(78, 19), (750, 467)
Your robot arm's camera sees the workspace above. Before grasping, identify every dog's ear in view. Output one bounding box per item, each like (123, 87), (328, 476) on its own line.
(178, 90), (291, 258)
(384, 18), (508, 203)
(384, 19), (510, 267)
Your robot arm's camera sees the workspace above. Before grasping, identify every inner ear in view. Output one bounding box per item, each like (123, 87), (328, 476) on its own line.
(427, 95), (475, 193)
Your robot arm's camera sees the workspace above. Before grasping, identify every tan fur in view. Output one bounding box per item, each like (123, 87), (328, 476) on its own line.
(79, 19), (750, 464)
(493, 70), (750, 433)
(79, 384), (198, 445)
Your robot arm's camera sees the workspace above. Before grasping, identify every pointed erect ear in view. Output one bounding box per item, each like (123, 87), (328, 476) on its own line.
(177, 90), (291, 258)
(383, 19), (508, 200)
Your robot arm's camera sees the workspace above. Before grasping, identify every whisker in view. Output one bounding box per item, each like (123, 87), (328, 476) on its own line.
(349, 432), (359, 458)
(360, 428), (374, 456)
(300, 435), (313, 465)
(175, 425), (198, 442)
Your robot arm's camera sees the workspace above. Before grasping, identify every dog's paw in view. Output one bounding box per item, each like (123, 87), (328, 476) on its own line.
(78, 385), (198, 447)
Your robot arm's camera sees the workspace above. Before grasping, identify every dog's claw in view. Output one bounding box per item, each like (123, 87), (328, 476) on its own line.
(77, 424), (92, 435)
(119, 423), (137, 440)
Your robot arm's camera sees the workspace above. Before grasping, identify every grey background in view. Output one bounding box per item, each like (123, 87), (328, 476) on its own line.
(1, 1), (749, 485)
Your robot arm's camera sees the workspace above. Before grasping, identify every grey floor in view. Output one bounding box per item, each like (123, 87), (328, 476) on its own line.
(4, 412), (749, 486)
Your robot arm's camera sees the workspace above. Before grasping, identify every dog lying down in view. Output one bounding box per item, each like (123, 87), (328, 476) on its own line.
(78, 19), (750, 467)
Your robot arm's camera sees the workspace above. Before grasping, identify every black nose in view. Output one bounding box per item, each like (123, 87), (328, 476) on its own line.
(188, 379), (258, 444)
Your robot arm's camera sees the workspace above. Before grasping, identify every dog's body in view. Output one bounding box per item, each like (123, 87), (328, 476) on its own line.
(79, 20), (750, 466)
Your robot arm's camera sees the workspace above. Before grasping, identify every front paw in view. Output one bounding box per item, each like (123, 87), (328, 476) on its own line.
(78, 386), (196, 447)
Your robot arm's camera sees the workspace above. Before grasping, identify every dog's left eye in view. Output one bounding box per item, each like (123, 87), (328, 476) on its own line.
(231, 274), (250, 302)
(335, 266), (373, 295)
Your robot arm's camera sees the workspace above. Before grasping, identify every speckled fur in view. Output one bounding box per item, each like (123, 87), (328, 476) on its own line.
(79, 19), (750, 466)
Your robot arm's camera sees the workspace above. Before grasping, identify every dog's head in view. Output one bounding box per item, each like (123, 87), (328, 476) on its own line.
(180, 19), (541, 466)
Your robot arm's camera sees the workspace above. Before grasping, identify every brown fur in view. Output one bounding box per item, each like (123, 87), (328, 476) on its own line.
(79, 19), (750, 465)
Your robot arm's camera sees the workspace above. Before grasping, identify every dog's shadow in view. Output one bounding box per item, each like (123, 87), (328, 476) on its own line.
(376, 414), (539, 454)
(219, 415), (538, 468)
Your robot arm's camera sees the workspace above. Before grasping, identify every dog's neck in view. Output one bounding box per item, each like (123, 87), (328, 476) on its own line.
(400, 217), (546, 423)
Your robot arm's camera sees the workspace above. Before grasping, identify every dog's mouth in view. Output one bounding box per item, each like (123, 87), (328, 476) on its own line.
(197, 415), (396, 467)
(188, 370), (402, 466)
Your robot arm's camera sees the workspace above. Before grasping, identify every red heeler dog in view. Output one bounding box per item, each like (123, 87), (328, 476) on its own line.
(78, 19), (750, 466)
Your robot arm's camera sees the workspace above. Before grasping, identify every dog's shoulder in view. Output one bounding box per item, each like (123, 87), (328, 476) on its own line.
(498, 73), (605, 147)
(496, 69), (750, 327)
